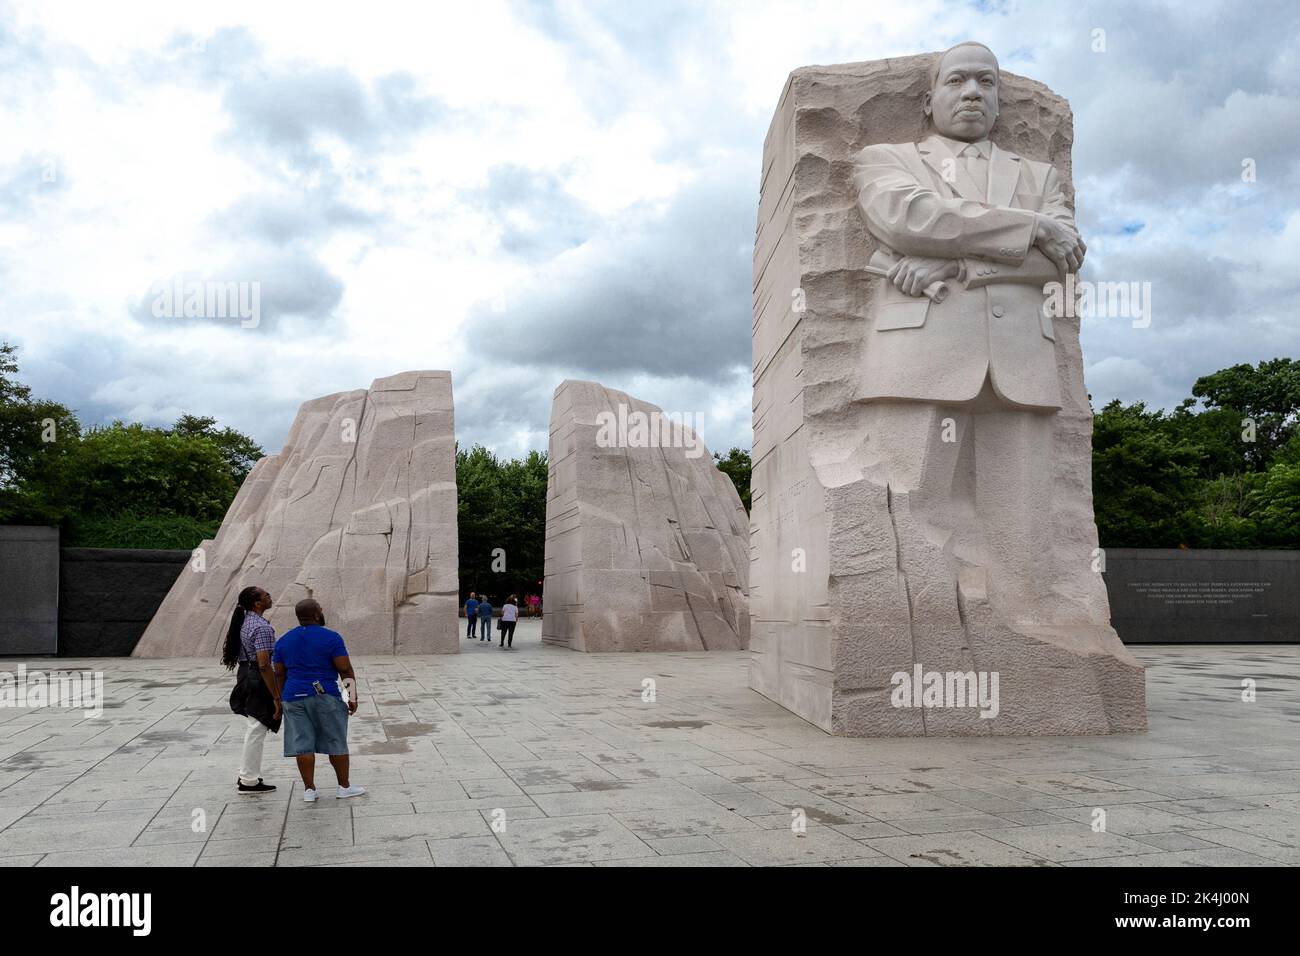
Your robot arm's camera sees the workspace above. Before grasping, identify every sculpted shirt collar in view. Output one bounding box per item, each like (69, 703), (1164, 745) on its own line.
(927, 133), (992, 160)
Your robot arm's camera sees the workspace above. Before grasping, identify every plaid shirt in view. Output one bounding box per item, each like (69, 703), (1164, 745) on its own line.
(239, 610), (276, 663)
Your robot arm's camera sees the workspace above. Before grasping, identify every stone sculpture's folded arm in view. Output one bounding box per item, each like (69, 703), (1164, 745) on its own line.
(854, 143), (1037, 264)
(961, 164), (1079, 287)
(962, 248), (1062, 287)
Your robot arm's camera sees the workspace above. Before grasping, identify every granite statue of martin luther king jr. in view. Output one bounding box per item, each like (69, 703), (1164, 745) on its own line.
(851, 41), (1093, 626)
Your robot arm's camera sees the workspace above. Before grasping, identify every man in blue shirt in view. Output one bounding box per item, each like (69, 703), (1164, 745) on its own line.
(272, 598), (365, 802)
(477, 596), (493, 641)
(465, 591), (479, 639)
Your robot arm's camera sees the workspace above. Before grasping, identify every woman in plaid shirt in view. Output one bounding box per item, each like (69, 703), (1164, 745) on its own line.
(222, 586), (282, 794)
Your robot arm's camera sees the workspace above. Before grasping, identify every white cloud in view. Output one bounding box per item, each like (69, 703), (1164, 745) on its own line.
(2, 0), (1297, 464)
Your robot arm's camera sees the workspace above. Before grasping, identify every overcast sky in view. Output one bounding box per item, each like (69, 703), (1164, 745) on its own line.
(3, 0), (1298, 461)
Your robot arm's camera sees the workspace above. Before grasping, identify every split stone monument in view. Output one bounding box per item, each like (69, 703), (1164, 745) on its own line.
(135, 370), (459, 656)
(750, 44), (1146, 735)
(543, 379), (749, 651)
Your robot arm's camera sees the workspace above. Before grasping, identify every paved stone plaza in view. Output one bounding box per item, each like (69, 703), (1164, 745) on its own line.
(1, 621), (1297, 866)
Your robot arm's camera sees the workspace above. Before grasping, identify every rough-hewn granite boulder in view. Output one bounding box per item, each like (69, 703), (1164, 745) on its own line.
(542, 379), (749, 651)
(135, 371), (459, 656)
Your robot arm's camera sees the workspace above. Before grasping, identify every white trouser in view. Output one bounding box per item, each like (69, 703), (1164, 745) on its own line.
(239, 716), (269, 785)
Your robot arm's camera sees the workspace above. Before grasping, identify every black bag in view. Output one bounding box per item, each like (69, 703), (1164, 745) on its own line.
(230, 662), (282, 733)
(497, 618), (504, 631)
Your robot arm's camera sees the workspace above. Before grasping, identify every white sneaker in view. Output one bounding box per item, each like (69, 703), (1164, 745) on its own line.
(337, 784), (367, 799)
(303, 788), (318, 803)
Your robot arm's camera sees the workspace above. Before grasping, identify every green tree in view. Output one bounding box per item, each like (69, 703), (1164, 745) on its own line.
(1275, 431), (1300, 466)
(0, 344), (254, 547)
(497, 449), (548, 597)
(713, 447), (751, 512)
(64, 423), (236, 520)
(455, 444), (548, 604)
(1165, 403), (1248, 481)
(0, 342), (82, 524)
(172, 413), (264, 484)
(1187, 472), (1267, 548)
(1091, 400), (1200, 547)
(1092, 357), (1300, 549)
(1250, 462), (1300, 546)
(1191, 357), (1300, 468)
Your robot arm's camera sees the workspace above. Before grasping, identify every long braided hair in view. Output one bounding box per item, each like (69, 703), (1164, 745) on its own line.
(221, 586), (261, 670)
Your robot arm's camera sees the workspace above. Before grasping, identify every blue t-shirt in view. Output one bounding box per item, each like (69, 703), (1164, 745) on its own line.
(272, 625), (348, 701)
(478, 601), (493, 619)
(465, 598), (479, 617)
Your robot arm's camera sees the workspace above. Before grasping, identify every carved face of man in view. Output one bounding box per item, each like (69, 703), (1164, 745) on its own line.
(925, 43), (999, 142)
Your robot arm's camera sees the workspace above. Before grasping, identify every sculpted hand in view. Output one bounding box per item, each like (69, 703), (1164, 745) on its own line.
(887, 256), (961, 297)
(1034, 214), (1086, 275)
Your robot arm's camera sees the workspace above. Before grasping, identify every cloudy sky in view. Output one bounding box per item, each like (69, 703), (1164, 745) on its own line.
(3, 0), (1298, 460)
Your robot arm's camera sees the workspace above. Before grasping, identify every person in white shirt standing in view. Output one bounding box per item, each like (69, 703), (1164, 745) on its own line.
(499, 596), (519, 648)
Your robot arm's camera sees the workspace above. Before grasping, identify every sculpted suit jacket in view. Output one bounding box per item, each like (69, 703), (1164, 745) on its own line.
(853, 133), (1075, 410)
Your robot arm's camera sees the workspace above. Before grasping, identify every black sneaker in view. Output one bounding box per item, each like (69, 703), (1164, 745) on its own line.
(238, 779), (277, 795)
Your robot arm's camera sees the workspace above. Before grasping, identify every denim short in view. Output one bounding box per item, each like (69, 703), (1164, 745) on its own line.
(282, 694), (350, 756)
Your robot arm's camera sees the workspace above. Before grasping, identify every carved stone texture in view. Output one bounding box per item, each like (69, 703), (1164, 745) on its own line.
(135, 371), (459, 656)
(542, 379), (749, 652)
(749, 52), (1146, 735)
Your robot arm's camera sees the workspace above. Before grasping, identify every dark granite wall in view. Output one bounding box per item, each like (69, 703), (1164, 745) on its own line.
(58, 548), (188, 656)
(0, 526), (60, 655)
(6, 537), (1297, 653)
(1104, 549), (1299, 643)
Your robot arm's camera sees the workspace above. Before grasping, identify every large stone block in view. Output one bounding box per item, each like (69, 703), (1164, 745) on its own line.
(750, 51), (1146, 735)
(134, 371), (459, 656)
(542, 379), (749, 651)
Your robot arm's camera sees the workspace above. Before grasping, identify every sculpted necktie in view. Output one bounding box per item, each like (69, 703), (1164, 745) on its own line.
(960, 143), (988, 201)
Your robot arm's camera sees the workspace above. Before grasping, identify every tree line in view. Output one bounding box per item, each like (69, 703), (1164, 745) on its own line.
(455, 443), (548, 604)
(2, 342), (1297, 552)
(0, 344), (262, 548)
(1092, 358), (1300, 548)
